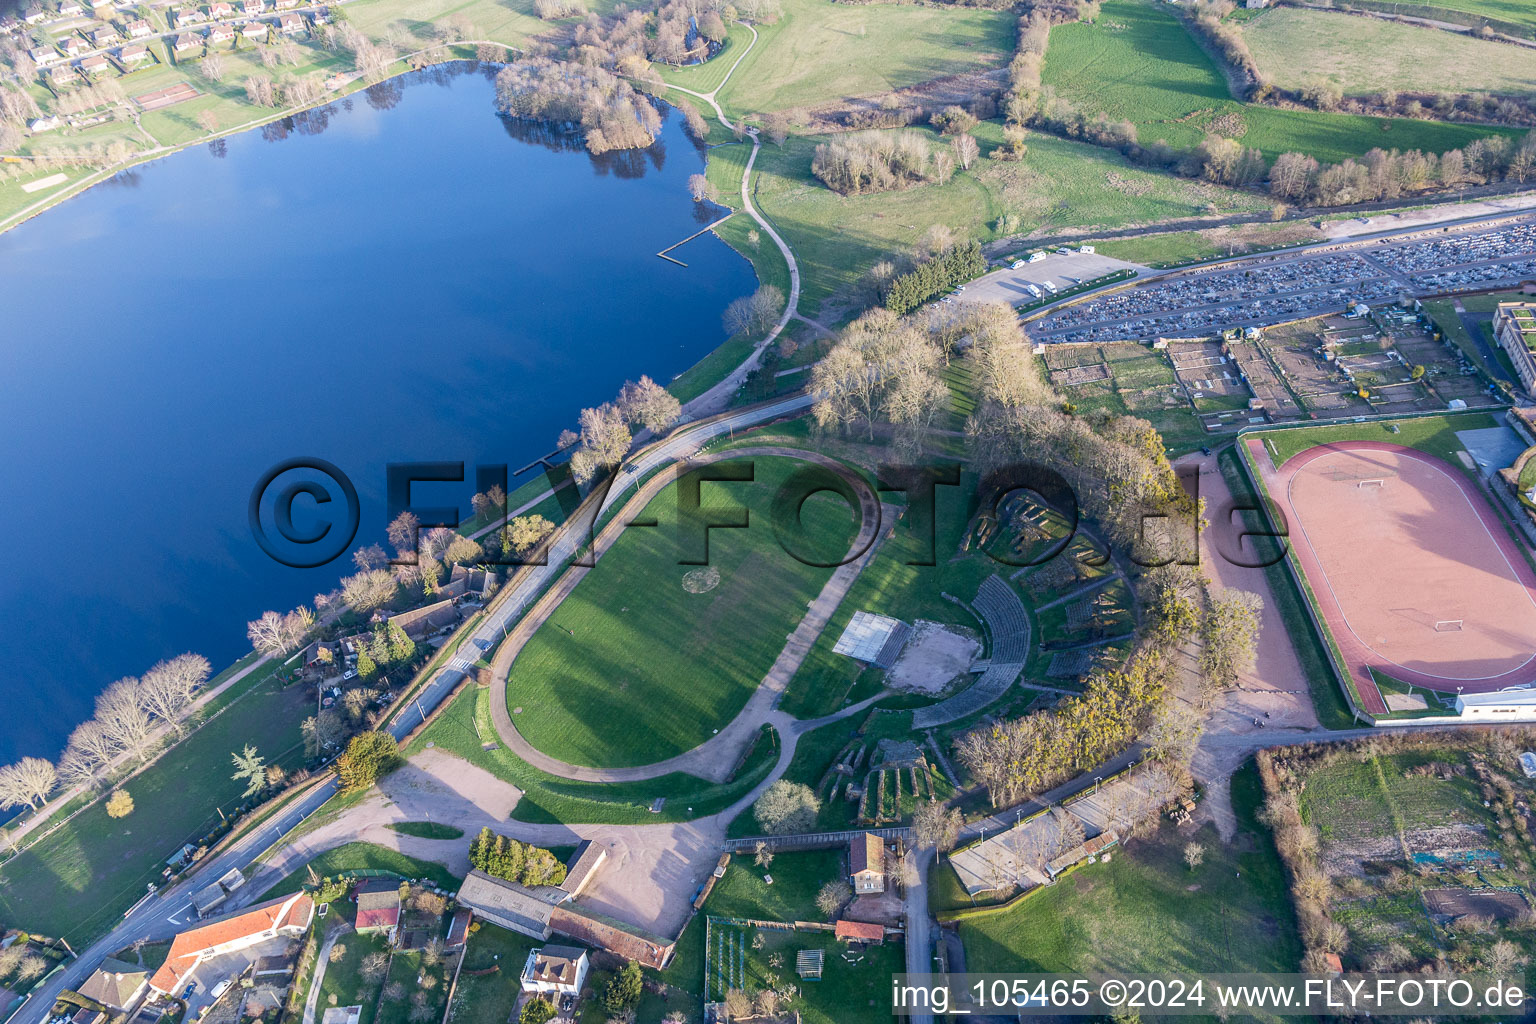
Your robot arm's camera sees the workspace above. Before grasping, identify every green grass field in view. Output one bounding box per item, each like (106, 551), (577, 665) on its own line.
(316, 923), (391, 1024)
(413, 684), (778, 824)
(384, 821), (463, 840)
(1243, 7), (1536, 96)
(446, 923), (539, 1024)
(1257, 410), (1499, 467)
(506, 455), (859, 768)
(713, 0), (1013, 116)
(740, 126), (1266, 316)
(260, 841), (464, 898)
(1380, 0), (1536, 32)
(958, 764), (1299, 979)
(0, 663), (308, 943)
(1042, 0), (1513, 162)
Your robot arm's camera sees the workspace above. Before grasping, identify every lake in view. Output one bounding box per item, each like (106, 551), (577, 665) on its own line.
(0, 64), (756, 764)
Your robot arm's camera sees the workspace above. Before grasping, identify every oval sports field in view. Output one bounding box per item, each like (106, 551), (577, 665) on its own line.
(1253, 439), (1536, 715)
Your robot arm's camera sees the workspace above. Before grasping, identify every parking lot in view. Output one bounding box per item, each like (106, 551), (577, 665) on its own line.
(1025, 218), (1536, 345)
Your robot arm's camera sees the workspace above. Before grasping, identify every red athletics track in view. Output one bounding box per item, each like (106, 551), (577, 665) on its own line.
(1248, 439), (1536, 716)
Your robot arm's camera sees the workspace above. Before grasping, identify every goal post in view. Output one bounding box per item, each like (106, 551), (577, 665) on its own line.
(1434, 619), (1465, 632)
(1357, 478), (1386, 489)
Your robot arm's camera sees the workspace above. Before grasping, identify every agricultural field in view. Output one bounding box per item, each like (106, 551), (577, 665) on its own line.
(505, 455), (861, 768)
(1383, 0), (1536, 33)
(0, 663), (308, 943)
(1242, 7), (1536, 96)
(957, 766), (1299, 979)
(1040, 0), (1514, 162)
(736, 126), (1267, 317)
(1278, 736), (1536, 975)
(712, 0), (1014, 116)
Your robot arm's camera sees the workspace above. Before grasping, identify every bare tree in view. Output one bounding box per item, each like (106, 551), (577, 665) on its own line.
(686, 172), (716, 203)
(247, 607), (314, 656)
(7, 757), (57, 809)
(387, 510), (420, 557)
(721, 284), (785, 337)
(201, 49), (226, 82)
(95, 678), (156, 763)
(1200, 588), (1264, 689)
(618, 375), (681, 433)
(341, 568), (398, 613)
(353, 543), (389, 571)
(504, 514), (555, 556)
(137, 652), (211, 735)
(1183, 841), (1206, 871)
(911, 799), (963, 851)
(59, 720), (118, 788)
(568, 403), (632, 485)
(951, 132), (979, 170)
(815, 878), (852, 918)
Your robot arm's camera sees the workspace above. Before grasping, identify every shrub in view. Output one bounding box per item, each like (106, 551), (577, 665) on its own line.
(335, 731), (401, 792)
(752, 780), (821, 834)
(105, 789), (134, 818)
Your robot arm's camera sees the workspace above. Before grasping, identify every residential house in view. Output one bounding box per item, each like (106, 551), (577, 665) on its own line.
(271, 0), (299, 10)
(310, 6), (328, 22)
(276, 13), (301, 33)
(240, 0), (261, 14)
(173, 32), (199, 50)
(519, 945), (589, 999)
(833, 920), (884, 944)
(208, 1), (234, 17)
(148, 893), (315, 995)
(1495, 302), (1536, 396)
(29, 114), (63, 130)
(385, 599), (459, 641)
(353, 880), (402, 942)
(850, 833), (886, 894)
(240, 19), (267, 40)
(59, 34), (84, 54)
(57, 0), (84, 15)
(77, 959), (149, 1013)
(206, 22), (232, 41)
(448, 564), (495, 602)
(69, 1009), (107, 1024)
(90, 26), (118, 45)
(119, 43), (149, 62)
(176, 6), (206, 23)
(79, 53), (111, 74)
(124, 18), (151, 37)
(88, 0), (111, 12)
(299, 640), (340, 680)
(29, 44), (59, 63)
(48, 64), (76, 84)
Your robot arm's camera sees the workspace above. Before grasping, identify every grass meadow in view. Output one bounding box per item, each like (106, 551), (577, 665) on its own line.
(0, 663), (307, 943)
(505, 455), (861, 768)
(712, 0), (1013, 116)
(958, 765), (1299, 984)
(1258, 410), (1499, 467)
(1242, 7), (1536, 96)
(1042, 0), (1515, 162)
(1382, 0), (1536, 32)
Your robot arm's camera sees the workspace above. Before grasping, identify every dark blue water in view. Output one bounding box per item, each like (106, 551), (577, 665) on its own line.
(0, 64), (755, 763)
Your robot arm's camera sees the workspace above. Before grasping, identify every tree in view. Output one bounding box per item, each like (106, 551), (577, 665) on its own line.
(336, 731), (401, 791)
(752, 780), (820, 834)
(59, 720), (117, 788)
(721, 284), (784, 337)
(568, 403), (632, 485)
(248, 607), (314, 656)
(686, 172), (716, 203)
(138, 652), (211, 735)
(951, 132), (979, 171)
(504, 515), (555, 556)
(815, 878), (851, 918)
(1183, 841), (1205, 871)
(443, 535), (483, 566)
(361, 951), (390, 982)
(1200, 589), (1263, 689)
(341, 569), (398, 613)
(202, 49), (226, 82)
(96, 678), (156, 762)
(912, 799), (963, 852)
(761, 109), (790, 145)
(618, 375), (681, 433)
(753, 841), (773, 869)
(387, 510), (421, 557)
(1411, 364), (1426, 380)
(1, 758), (57, 810)
(231, 744), (268, 797)
(106, 788), (134, 818)
(602, 961), (642, 1013)
(930, 104), (977, 135)
(302, 709), (345, 758)
(519, 999), (555, 1024)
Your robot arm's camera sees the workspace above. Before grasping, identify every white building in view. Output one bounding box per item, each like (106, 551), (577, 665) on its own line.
(520, 945), (589, 998)
(1455, 688), (1536, 722)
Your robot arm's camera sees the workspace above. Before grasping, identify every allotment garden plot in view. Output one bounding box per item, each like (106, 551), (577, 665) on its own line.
(1283, 739), (1536, 972)
(505, 455), (860, 769)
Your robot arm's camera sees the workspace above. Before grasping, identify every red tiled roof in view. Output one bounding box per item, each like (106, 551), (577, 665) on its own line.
(355, 905), (399, 931)
(149, 893), (313, 993)
(834, 920), (884, 942)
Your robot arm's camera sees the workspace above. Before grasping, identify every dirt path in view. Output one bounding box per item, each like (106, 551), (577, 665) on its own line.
(1178, 451), (1317, 839)
(301, 927), (343, 1024)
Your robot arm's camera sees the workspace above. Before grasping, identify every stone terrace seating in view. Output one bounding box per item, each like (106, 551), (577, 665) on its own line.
(913, 576), (1030, 729)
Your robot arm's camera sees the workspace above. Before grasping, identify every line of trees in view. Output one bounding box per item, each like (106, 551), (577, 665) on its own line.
(0, 652), (214, 817)
(467, 826), (569, 885)
(881, 239), (985, 314)
(564, 373), (681, 484)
